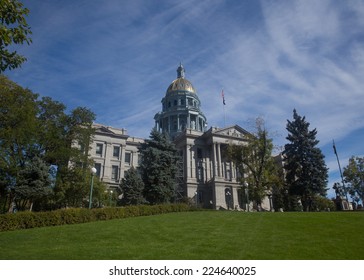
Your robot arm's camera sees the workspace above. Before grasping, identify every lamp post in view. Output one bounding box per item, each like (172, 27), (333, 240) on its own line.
(244, 182), (249, 212)
(109, 190), (113, 207)
(89, 167), (97, 209)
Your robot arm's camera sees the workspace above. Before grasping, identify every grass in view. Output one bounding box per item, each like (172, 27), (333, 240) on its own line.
(0, 211), (363, 260)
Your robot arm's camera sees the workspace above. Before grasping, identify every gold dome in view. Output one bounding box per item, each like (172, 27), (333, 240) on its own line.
(166, 77), (196, 94)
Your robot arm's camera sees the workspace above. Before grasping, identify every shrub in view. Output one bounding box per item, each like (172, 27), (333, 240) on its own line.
(313, 196), (336, 211)
(0, 203), (194, 232)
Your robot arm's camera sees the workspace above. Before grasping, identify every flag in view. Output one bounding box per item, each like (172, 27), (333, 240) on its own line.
(333, 140), (337, 155)
(221, 89), (226, 105)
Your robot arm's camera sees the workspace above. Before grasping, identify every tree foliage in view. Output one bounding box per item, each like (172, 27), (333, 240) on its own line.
(14, 156), (53, 211)
(0, 76), (38, 194)
(343, 156), (364, 204)
(119, 167), (145, 205)
(228, 117), (283, 206)
(0, 0), (32, 72)
(138, 129), (178, 204)
(0, 75), (96, 211)
(283, 109), (328, 211)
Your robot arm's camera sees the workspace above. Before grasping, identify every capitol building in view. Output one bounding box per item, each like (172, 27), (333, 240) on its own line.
(90, 64), (271, 210)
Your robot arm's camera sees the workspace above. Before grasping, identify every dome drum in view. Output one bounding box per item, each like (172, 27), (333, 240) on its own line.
(155, 64), (207, 140)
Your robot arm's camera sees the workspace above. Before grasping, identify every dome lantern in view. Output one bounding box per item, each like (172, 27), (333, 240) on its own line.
(177, 62), (185, 78)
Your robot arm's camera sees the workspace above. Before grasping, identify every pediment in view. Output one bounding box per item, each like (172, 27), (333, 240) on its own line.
(212, 125), (250, 139)
(93, 123), (128, 137)
(95, 126), (115, 134)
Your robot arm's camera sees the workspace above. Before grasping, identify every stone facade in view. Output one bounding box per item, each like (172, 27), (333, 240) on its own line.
(91, 123), (143, 189)
(90, 64), (272, 210)
(173, 125), (251, 210)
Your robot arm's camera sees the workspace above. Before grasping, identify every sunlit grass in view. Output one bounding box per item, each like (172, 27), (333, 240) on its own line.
(0, 211), (362, 260)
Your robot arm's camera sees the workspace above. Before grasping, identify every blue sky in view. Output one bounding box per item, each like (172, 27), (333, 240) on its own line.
(5, 0), (364, 200)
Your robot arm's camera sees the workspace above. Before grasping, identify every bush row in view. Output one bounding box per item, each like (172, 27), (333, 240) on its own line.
(0, 204), (194, 232)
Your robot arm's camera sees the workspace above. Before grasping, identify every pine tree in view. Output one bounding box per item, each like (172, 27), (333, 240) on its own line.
(138, 128), (178, 204)
(283, 109), (328, 211)
(14, 156), (53, 211)
(120, 167), (145, 205)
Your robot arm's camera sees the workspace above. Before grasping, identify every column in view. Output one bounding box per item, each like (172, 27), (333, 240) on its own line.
(155, 120), (159, 131)
(177, 114), (180, 131)
(104, 143), (113, 180)
(205, 151), (210, 181)
(212, 143), (217, 178)
(120, 144), (125, 178)
(230, 161), (234, 181)
(217, 143), (222, 178)
(191, 147), (195, 179)
(186, 144), (191, 181)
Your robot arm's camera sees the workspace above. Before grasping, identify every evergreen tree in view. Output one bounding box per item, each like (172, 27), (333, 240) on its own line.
(283, 109), (328, 211)
(14, 156), (53, 211)
(119, 167), (145, 205)
(138, 129), (178, 204)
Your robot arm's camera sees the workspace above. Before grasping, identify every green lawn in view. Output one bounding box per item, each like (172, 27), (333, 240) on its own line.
(0, 211), (363, 260)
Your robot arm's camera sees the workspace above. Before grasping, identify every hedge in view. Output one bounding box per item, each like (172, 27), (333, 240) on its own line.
(0, 203), (194, 232)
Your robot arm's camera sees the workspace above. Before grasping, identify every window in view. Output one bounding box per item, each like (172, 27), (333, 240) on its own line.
(113, 146), (120, 158)
(197, 161), (204, 182)
(124, 152), (131, 164)
(96, 143), (103, 156)
(111, 165), (119, 180)
(174, 100), (177, 106)
(94, 163), (101, 177)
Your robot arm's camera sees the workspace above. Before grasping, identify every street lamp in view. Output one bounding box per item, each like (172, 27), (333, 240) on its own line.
(244, 182), (249, 212)
(89, 167), (97, 209)
(109, 190), (113, 207)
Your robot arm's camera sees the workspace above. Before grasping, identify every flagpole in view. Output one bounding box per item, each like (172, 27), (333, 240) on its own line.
(333, 139), (348, 201)
(223, 102), (226, 127)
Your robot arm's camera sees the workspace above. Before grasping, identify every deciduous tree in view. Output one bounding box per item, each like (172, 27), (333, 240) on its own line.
(343, 156), (364, 205)
(0, 0), (32, 72)
(0, 76), (97, 211)
(228, 117), (283, 207)
(0, 75), (38, 206)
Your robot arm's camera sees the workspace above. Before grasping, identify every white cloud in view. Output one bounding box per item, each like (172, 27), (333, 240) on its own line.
(5, 0), (364, 192)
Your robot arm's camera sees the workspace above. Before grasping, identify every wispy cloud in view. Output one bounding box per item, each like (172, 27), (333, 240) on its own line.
(5, 0), (364, 195)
